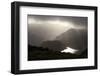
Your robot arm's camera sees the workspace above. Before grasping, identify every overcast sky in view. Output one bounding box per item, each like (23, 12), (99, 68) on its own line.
(28, 15), (87, 46)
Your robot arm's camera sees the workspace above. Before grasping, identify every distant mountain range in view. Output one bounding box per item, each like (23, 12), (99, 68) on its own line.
(41, 40), (66, 52)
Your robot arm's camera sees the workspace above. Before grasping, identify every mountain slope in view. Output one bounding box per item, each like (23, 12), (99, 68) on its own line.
(55, 28), (87, 54)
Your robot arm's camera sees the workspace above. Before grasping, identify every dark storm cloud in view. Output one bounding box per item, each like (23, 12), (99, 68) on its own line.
(28, 15), (87, 26)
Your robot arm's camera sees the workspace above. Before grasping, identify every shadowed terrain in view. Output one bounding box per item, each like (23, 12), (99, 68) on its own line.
(28, 45), (87, 61)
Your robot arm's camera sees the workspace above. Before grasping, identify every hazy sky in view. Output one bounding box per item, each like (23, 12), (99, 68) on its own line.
(28, 15), (87, 46)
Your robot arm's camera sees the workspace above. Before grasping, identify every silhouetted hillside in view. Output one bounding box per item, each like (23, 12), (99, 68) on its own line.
(28, 45), (88, 61)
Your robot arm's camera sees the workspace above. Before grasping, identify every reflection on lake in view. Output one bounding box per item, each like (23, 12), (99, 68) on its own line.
(61, 47), (78, 54)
